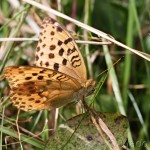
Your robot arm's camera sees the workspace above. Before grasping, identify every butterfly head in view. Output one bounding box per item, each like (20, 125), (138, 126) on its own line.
(85, 79), (95, 88)
(80, 79), (95, 97)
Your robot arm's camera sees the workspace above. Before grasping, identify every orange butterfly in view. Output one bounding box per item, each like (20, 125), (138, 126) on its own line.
(4, 17), (95, 111)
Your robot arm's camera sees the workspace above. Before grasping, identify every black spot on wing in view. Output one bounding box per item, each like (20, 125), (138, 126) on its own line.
(58, 40), (63, 46)
(39, 69), (47, 73)
(45, 62), (49, 67)
(72, 59), (81, 67)
(57, 26), (63, 32)
(35, 100), (41, 103)
(37, 46), (40, 52)
(40, 52), (44, 56)
(56, 75), (69, 81)
(42, 44), (46, 48)
(53, 63), (59, 71)
(45, 17), (56, 24)
(40, 61), (43, 66)
(62, 59), (67, 65)
(25, 77), (32, 80)
(49, 53), (55, 58)
(67, 47), (76, 56)
(35, 55), (39, 61)
(51, 31), (55, 35)
(48, 72), (57, 78)
(71, 55), (81, 68)
(71, 55), (80, 62)
(64, 38), (73, 45)
(59, 48), (64, 56)
(49, 45), (56, 50)
(29, 98), (34, 101)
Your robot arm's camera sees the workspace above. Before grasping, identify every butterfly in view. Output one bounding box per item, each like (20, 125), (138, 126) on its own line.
(4, 17), (95, 111)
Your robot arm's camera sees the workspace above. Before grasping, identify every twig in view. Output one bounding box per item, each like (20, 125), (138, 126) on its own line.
(82, 98), (120, 150)
(16, 109), (23, 149)
(0, 38), (111, 45)
(23, 0), (150, 61)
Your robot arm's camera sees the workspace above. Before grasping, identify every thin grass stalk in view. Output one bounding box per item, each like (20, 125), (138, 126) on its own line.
(0, 108), (5, 150)
(131, 0), (150, 93)
(31, 111), (43, 132)
(123, 0), (134, 107)
(41, 110), (49, 141)
(102, 43), (126, 115)
(123, 1), (135, 149)
(84, 0), (93, 78)
(128, 92), (148, 139)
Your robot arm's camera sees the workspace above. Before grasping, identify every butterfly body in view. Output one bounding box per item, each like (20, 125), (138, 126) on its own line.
(4, 17), (95, 111)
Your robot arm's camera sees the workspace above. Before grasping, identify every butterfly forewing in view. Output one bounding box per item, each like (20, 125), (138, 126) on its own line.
(4, 66), (81, 111)
(35, 17), (87, 83)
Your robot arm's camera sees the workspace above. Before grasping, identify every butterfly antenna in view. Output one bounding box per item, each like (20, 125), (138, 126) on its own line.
(95, 56), (124, 80)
